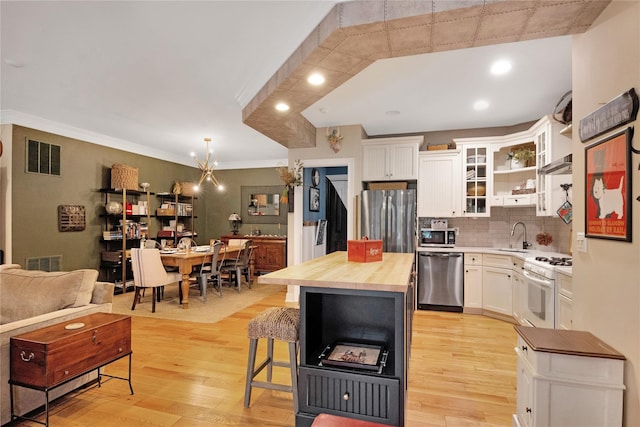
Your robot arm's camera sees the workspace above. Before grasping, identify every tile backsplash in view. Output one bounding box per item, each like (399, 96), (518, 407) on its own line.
(419, 206), (572, 254)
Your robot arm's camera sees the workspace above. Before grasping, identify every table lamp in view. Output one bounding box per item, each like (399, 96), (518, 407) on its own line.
(228, 213), (242, 235)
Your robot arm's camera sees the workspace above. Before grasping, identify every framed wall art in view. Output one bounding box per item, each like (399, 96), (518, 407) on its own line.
(585, 127), (632, 241)
(309, 186), (320, 212)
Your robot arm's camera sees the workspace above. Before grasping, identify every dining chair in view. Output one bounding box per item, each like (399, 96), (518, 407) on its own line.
(145, 239), (162, 249)
(196, 241), (226, 301)
(178, 237), (198, 251)
(221, 239), (253, 292)
(130, 248), (182, 313)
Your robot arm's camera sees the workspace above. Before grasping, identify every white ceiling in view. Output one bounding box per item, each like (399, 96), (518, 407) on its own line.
(1, 1), (572, 170)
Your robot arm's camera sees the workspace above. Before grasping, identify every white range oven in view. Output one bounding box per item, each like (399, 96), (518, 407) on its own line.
(521, 256), (572, 328)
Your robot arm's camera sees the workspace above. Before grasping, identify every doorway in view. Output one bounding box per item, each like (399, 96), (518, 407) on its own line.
(325, 173), (347, 253)
(292, 158), (354, 266)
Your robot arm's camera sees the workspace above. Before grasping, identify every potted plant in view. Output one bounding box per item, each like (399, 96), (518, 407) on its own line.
(276, 160), (303, 211)
(509, 147), (535, 169)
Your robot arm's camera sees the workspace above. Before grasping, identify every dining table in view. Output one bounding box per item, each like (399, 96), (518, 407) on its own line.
(160, 245), (242, 309)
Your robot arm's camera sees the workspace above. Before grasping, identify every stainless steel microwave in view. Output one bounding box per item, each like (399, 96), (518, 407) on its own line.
(420, 228), (456, 247)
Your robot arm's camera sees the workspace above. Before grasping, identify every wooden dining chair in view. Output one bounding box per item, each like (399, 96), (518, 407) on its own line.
(130, 248), (182, 313)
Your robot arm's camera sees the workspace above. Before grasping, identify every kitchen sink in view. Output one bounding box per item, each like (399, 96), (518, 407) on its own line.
(497, 248), (529, 253)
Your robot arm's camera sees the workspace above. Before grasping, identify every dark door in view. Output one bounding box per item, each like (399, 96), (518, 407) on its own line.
(326, 178), (347, 253)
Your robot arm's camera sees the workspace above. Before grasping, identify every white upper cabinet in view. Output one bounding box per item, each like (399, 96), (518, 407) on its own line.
(450, 115), (572, 217)
(534, 116), (573, 217)
(492, 132), (536, 209)
(362, 136), (422, 181)
(460, 143), (492, 217)
(418, 150), (461, 217)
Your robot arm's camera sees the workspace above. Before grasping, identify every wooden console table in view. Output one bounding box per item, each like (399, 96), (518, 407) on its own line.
(9, 313), (133, 426)
(220, 235), (286, 275)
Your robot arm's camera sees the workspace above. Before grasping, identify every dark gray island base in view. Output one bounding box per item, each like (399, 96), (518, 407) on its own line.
(257, 252), (415, 426)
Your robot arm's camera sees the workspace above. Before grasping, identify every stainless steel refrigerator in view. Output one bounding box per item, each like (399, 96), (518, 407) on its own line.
(361, 189), (416, 253)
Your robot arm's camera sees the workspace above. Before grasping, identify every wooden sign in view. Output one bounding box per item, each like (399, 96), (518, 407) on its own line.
(58, 205), (86, 232)
(579, 88), (638, 142)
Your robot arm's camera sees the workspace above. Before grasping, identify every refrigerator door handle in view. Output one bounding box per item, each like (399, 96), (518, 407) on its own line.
(386, 195), (396, 251)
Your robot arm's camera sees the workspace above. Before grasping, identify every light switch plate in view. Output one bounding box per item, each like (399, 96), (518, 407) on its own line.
(576, 232), (587, 253)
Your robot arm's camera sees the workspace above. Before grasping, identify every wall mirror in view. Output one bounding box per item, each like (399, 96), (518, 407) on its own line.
(248, 193), (280, 216)
(241, 185), (287, 224)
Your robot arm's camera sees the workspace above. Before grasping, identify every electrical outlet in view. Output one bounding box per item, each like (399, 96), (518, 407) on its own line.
(576, 232), (587, 253)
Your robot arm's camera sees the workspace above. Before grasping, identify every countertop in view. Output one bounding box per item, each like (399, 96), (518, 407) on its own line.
(416, 245), (572, 276)
(515, 325), (625, 360)
(257, 251), (414, 293)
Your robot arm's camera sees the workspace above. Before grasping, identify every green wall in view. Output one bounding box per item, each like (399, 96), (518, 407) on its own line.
(10, 125), (284, 273)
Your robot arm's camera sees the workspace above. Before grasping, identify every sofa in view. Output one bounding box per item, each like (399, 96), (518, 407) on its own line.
(0, 264), (115, 425)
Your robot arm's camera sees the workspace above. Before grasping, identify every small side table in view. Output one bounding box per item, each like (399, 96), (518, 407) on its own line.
(9, 312), (134, 426)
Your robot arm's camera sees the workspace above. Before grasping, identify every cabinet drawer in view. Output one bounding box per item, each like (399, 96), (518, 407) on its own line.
(503, 194), (534, 206)
(483, 253), (512, 268)
(516, 336), (623, 385)
(299, 366), (400, 425)
(464, 253), (483, 266)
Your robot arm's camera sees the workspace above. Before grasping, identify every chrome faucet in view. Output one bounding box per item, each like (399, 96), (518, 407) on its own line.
(511, 221), (531, 250)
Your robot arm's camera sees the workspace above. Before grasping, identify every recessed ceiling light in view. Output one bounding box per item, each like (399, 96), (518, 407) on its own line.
(491, 59), (512, 76)
(275, 103), (290, 112)
(307, 73), (325, 85)
(385, 110), (401, 116)
(473, 100), (489, 111)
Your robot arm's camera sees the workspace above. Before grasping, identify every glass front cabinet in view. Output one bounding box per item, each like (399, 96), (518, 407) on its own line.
(461, 144), (490, 217)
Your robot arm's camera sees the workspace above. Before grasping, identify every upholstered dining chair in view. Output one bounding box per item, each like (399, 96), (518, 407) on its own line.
(221, 239), (253, 292)
(130, 248), (182, 313)
(196, 241), (226, 301)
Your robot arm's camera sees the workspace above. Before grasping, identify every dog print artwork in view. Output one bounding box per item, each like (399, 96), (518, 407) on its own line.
(585, 129), (631, 241)
(591, 175), (625, 219)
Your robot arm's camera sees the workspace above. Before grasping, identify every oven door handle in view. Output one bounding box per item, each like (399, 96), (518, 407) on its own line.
(523, 270), (553, 288)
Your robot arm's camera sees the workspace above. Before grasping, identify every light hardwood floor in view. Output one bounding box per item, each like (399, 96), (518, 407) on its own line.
(10, 290), (517, 426)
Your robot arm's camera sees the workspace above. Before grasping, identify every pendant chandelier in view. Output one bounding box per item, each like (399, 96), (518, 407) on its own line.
(191, 138), (221, 189)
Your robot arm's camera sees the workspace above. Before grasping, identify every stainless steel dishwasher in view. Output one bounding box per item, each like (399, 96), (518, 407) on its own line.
(417, 251), (464, 312)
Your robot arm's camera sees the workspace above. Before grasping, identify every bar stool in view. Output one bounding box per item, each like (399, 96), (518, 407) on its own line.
(244, 307), (300, 412)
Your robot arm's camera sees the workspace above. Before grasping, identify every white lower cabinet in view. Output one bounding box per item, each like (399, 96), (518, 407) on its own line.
(511, 259), (525, 324)
(463, 253), (483, 310)
(556, 272), (573, 330)
(482, 255), (512, 317)
(514, 327), (625, 427)
(482, 266), (512, 315)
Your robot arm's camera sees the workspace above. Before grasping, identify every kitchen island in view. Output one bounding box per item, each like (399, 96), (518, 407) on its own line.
(258, 251), (415, 427)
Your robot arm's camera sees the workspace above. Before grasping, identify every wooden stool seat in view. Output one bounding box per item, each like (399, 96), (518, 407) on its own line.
(244, 307), (300, 412)
(311, 413), (388, 427)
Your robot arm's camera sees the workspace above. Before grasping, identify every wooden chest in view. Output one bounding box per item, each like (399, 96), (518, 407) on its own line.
(10, 313), (131, 390)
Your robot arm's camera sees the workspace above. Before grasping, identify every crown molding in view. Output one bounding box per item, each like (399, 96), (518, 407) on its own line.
(0, 110), (285, 170)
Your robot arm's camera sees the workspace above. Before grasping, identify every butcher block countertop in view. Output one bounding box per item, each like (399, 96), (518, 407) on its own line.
(257, 251), (414, 293)
(515, 325), (625, 360)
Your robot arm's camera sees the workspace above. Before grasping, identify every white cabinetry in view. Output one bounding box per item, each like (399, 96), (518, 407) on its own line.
(556, 272), (573, 330)
(362, 136), (421, 181)
(463, 253), (483, 311)
(460, 144), (491, 217)
(514, 326), (625, 427)
(452, 115), (571, 216)
(418, 150), (461, 217)
(482, 254), (512, 317)
(512, 258), (525, 324)
(534, 116), (572, 217)
(492, 132), (536, 208)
